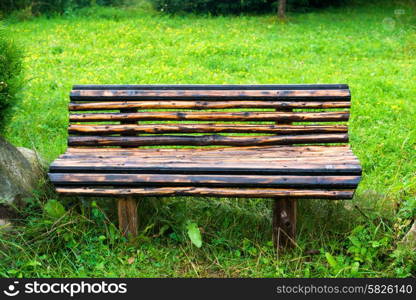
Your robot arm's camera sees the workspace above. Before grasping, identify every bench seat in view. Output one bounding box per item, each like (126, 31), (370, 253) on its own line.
(49, 145), (360, 199)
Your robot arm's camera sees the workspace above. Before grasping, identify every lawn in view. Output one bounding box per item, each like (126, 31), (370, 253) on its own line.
(1, 1), (415, 277)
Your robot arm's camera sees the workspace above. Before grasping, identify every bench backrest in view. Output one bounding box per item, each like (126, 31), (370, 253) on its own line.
(68, 84), (351, 148)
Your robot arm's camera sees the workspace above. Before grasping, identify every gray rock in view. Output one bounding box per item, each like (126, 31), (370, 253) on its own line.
(17, 146), (46, 179)
(0, 136), (46, 224)
(401, 221), (416, 249)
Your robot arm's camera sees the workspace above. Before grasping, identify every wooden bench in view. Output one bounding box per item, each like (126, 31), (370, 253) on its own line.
(48, 84), (362, 248)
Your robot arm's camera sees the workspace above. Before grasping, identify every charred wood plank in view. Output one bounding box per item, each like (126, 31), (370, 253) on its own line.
(68, 124), (349, 135)
(48, 173), (361, 188)
(67, 134), (349, 147)
(70, 89), (351, 101)
(69, 111), (349, 122)
(55, 187), (355, 199)
(72, 84), (349, 90)
(69, 101), (351, 110)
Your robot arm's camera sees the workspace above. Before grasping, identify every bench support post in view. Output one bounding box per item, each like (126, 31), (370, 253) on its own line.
(272, 199), (297, 249)
(117, 197), (138, 237)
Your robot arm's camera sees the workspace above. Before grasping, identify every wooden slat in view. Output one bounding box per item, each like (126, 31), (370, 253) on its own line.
(49, 161), (362, 175)
(53, 157), (359, 166)
(73, 84), (349, 90)
(65, 145), (353, 153)
(68, 124), (348, 135)
(60, 153), (357, 161)
(63, 146), (355, 158)
(70, 89), (350, 101)
(49, 173), (361, 188)
(69, 101), (351, 110)
(67, 134), (348, 147)
(69, 111), (349, 122)
(55, 187), (355, 199)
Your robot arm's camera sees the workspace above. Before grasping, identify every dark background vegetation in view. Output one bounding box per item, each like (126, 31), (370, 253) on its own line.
(0, 0), (126, 16)
(1, 0), (349, 16)
(150, 0), (347, 15)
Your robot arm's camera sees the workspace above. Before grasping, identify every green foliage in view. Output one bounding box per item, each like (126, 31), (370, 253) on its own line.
(150, 0), (347, 15)
(44, 199), (66, 219)
(186, 222), (202, 248)
(0, 23), (22, 131)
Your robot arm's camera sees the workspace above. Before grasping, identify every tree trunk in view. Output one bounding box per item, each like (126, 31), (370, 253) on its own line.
(278, 0), (287, 19)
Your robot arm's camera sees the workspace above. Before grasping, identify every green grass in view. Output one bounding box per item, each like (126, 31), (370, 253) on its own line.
(1, 1), (415, 277)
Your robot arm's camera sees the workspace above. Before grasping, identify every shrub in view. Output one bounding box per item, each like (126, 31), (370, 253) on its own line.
(0, 0), (127, 16)
(0, 24), (23, 131)
(151, 0), (347, 15)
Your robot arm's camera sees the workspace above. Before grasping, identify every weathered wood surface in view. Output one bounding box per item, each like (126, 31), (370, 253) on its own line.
(69, 111), (349, 122)
(73, 84), (349, 90)
(273, 199), (297, 249)
(67, 134), (349, 147)
(52, 148), (360, 164)
(49, 173), (361, 188)
(119, 107), (138, 148)
(68, 124), (348, 135)
(69, 101), (351, 110)
(44, 84), (365, 245)
(55, 187), (355, 199)
(50, 161), (361, 175)
(59, 146), (358, 160)
(70, 89), (350, 101)
(118, 197), (138, 237)
(49, 84), (362, 242)
(65, 145), (354, 153)
(59, 153), (358, 161)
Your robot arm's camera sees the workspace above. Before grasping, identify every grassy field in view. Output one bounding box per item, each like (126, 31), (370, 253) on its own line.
(1, 1), (415, 277)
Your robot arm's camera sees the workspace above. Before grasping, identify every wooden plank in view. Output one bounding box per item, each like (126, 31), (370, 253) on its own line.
(55, 187), (355, 199)
(51, 159), (360, 169)
(63, 146), (356, 160)
(68, 124), (349, 135)
(70, 89), (350, 101)
(59, 153), (358, 161)
(55, 152), (359, 163)
(52, 155), (360, 164)
(55, 147), (360, 163)
(72, 84), (349, 90)
(67, 134), (349, 147)
(69, 111), (349, 122)
(48, 173), (361, 188)
(49, 161), (362, 175)
(69, 101), (351, 110)
(60, 148), (357, 161)
(65, 145), (353, 153)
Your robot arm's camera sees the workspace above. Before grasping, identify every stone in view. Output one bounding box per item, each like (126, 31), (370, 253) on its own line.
(17, 146), (46, 179)
(0, 136), (46, 224)
(401, 221), (416, 249)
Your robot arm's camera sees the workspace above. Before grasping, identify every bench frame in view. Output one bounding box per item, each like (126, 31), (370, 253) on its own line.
(49, 84), (361, 249)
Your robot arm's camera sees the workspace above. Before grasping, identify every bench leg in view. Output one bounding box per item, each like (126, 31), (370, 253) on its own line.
(117, 196), (138, 237)
(272, 199), (297, 249)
